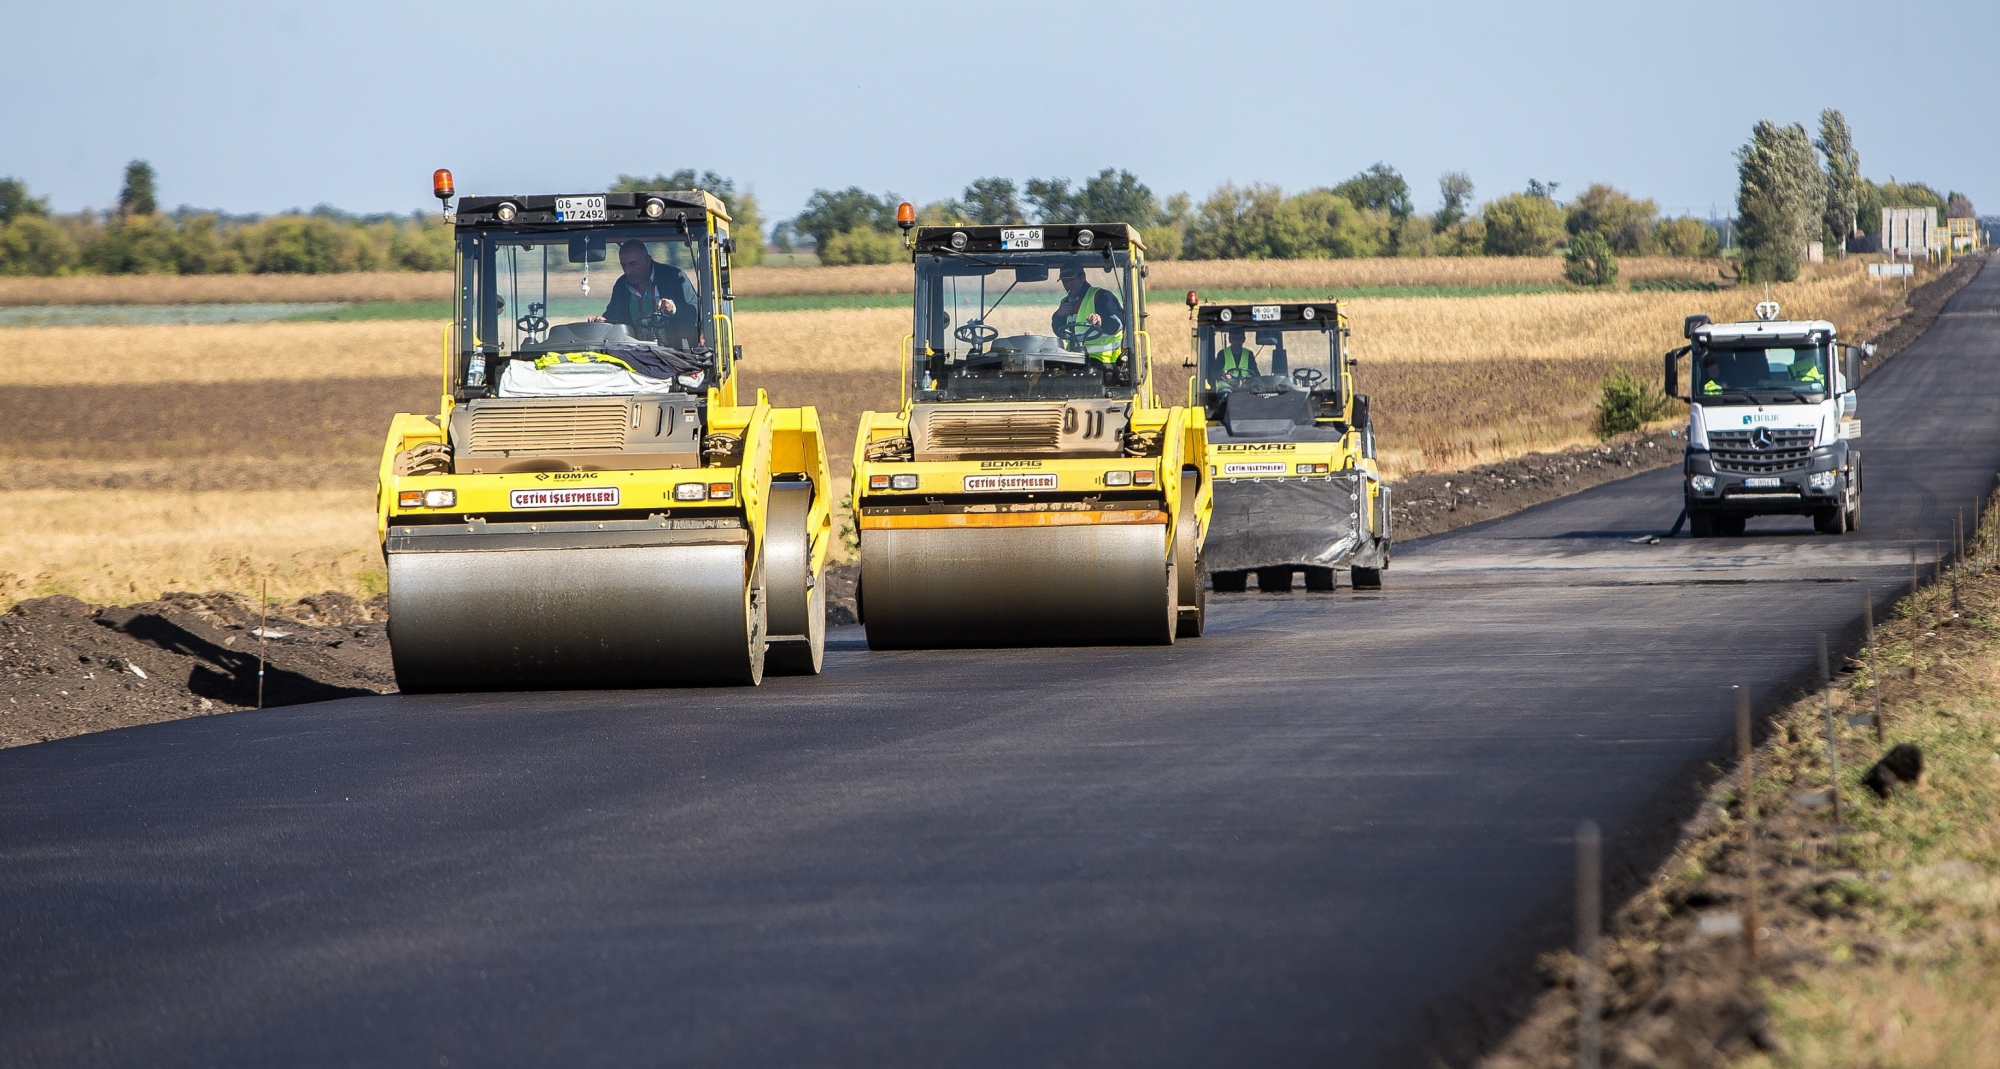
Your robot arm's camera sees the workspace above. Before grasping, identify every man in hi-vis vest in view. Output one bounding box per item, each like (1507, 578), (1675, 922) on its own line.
(1052, 261), (1126, 365)
(1213, 327), (1259, 385)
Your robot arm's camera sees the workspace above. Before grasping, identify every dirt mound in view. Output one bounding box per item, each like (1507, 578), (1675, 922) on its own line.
(0, 590), (393, 748)
(1390, 430), (1683, 542)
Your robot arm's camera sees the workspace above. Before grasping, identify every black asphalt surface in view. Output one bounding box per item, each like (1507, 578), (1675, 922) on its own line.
(5, 260), (1999, 1068)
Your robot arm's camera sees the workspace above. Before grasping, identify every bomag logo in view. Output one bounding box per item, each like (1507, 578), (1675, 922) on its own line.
(978, 460), (1045, 469)
(1214, 444), (1296, 452)
(536, 471), (601, 481)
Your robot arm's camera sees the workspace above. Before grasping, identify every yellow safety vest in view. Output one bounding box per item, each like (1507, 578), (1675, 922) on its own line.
(1219, 346), (1255, 376)
(1066, 288), (1124, 363)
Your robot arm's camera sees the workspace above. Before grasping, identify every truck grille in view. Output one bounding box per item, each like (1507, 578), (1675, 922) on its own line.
(922, 404), (1064, 453)
(1708, 427), (1815, 475)
(465, 399), (628, 454)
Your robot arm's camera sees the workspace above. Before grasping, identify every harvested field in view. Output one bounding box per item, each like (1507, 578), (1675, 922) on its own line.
(0, 378), (433, 460)
(0, 256), (1729, 307)
(5, 320), (440, 386)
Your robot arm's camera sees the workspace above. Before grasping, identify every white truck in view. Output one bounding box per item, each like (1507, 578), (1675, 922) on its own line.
(1664, 301), (1867, 537)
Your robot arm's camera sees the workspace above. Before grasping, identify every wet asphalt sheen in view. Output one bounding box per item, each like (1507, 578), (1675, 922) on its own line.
(4, 260), (1999, 1068)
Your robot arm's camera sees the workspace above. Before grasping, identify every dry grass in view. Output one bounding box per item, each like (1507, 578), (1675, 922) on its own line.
(0, 488), (383, 606)
(5, 321), (441, 386)
(0, 257), (1733, 307)
(0, 272), (455, 307)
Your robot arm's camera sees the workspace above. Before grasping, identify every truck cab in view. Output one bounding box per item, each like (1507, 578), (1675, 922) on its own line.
(1666, 302), (1865, 537)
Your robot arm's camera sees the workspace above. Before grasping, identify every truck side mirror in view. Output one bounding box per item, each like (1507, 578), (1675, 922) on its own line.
(1682, 314), (1710, 339)
(1663, 350), (1678, 400)
(1845, 350), (1860, 391)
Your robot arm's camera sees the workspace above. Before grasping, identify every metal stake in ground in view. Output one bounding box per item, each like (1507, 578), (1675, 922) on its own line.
(1865, 596), (1885, 744)
(1819, 632), (1842, 847)
(1736, 687), (1759, 959)
(1575, 819), (1602, 1069)
(258, 579), (267, 711)
(1911, 544), (1919, 598)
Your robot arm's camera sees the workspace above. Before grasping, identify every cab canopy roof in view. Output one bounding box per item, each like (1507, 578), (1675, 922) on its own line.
(1195, 301), (1340, 327)
(453, 190), (729, 229)
(1697, 319), (1839, 345)
(912, 222), (1141, 255)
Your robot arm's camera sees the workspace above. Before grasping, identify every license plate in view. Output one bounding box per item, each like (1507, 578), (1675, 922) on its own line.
(509, 487), (619, 509)
(1222, 462), (1287, 476)
(964, 473), (1057, 491)
(1251, 305), (1281, 321)
(1000, 227), (1044, 250)
(1744, 477), (1780, 488)
(555, 195), (606, 222)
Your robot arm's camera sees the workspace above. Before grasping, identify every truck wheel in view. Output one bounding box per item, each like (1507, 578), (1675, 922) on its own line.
(1350, 566), (1382, 591)
(1256, 566), (1295, 593)
(1718, 514), (1747, 537)
(1689, 512), (1715, 538)
(1814, 507), (1848, 535)
(1845, 499), (1860, 532)
(1303, 567), (1337, 592)
(1211, 570), (1248, 593)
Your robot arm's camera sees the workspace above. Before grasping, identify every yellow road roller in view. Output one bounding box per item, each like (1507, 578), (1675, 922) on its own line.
(1187, 296), (1389, 592)
(376, 174), (831, 690)
(850, 215), (1209, 648)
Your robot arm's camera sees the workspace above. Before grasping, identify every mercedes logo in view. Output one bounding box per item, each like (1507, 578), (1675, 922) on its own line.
(1752, 428), (1774, 450)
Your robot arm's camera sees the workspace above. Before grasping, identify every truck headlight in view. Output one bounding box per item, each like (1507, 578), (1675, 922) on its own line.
(1690, 475), (1717, 492)
(1809, 471), (1838, 491)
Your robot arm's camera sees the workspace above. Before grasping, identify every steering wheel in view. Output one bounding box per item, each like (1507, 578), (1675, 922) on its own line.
(636, 310), (681, 332)
(954, 321), (999, 347)
(1291, 367), (1327, 390)
(1221, 367), (1255, 388)
(515, 302), (548, 337)
(1055, 319), (1111, 349)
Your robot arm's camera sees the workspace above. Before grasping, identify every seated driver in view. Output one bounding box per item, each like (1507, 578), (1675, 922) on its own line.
(590, 240), (700, 339)
(1213, 327), (1260, 385)
(1052, 261), (1126, 365)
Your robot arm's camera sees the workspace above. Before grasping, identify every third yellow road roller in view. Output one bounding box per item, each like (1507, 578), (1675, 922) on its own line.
(376, 173), (831, 690)
(850, 211), (1210, 648)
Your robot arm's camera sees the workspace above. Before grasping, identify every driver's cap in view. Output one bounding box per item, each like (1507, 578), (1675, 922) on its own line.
(1057, 261), (1086, 280)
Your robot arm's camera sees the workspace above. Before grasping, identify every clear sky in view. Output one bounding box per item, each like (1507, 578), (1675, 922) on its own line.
(6, 0), (1994, 223)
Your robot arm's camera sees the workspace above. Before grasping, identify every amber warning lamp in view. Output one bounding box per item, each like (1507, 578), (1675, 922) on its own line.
(432, 168), (455, 209)
(895, 201), (916, 231)
(1185, 290), (1200, 308)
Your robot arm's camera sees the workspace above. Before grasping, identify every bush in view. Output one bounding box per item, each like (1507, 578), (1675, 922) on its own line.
(1563, 230), (1618, 287)
(233, 216), (380, 273)
(1594, 366), (1671, 438)
(819, 227), (903, 266)
(1654, 217), (1720, 257)
(0, 216), (79, 275)
(1564, 183), (1656, 253)
(1482, 191), (1568, 255)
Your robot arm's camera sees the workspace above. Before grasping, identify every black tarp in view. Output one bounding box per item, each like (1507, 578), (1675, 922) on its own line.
(1207, 473), (1384, 572)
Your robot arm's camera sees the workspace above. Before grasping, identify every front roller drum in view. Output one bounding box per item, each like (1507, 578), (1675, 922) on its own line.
(388, 539), (765, 692)
(860, 523), (1175, 649)
(763, 481), (825, 675)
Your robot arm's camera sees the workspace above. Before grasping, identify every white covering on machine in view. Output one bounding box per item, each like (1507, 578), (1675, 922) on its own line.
(498, 359), (683, 398)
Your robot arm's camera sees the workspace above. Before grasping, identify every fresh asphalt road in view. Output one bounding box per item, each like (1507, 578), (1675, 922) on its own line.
(5, 261), (1999, 1068)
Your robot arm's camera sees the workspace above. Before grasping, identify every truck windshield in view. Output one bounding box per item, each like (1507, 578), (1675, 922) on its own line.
(1694, 344), (1828, 403)
(910, 251), (1137, 403)
(457, 229), (711, 362)
(1197, 320), (1342, 415)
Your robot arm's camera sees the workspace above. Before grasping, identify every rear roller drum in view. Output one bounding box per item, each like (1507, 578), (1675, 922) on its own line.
(763, 481), (825, 675)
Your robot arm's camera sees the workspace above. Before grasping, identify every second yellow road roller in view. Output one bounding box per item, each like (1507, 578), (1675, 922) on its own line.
(850, 211), (1210, 648)
(376, 174), (831, 690)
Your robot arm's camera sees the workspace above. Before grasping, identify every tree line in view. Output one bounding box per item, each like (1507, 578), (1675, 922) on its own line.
(0, 117), (1969, 277)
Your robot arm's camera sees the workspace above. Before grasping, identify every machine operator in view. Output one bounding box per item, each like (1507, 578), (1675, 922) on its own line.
(1052, 261), (1126, 365)
(1213, 327), (1260, 385)
(590, 240), (701, 343)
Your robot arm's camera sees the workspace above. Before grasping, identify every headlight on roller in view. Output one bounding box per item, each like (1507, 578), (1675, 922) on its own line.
(423, 489), (455, 509)
(674, 482), (706, 501)
(889, 474), (918, 490)
(1690, 475), (1717, 492)
(1104, 470), (1132, 487)
(1809, 471), (1838, 491)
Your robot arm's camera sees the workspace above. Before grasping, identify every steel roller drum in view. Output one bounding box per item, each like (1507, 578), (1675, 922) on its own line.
(388, 538), (759, 692)
(860, 523), (1174, 649)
